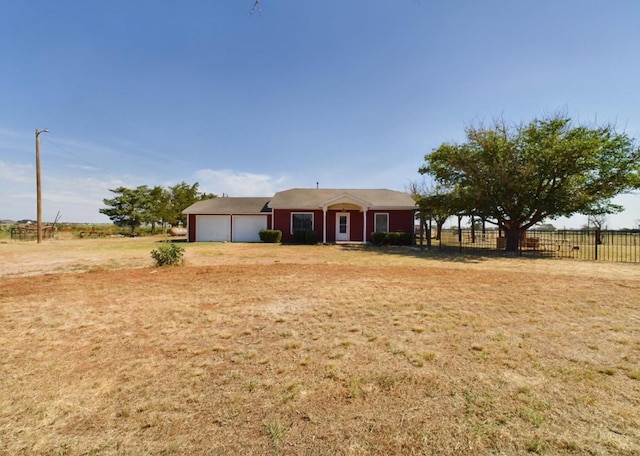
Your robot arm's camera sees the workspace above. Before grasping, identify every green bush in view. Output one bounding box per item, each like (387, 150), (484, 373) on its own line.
(305, 230), (318, 245)
(387, 231), (412, 246)
(293, 229), (317, 244)
(259, 229), (282, 243)
(371, 231), (412, 246)
(293, 230), (307, 244)
(371, 232), (387, 246)
(150, 243), (185, 266)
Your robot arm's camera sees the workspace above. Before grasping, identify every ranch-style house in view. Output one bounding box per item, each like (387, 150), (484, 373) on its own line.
(182, 188), (417, 244)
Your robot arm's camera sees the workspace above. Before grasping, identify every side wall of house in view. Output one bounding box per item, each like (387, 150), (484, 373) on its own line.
(188, 214), (197, 242)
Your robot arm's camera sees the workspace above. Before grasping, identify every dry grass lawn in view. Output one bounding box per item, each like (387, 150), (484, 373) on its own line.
(1, 238), (639, 455)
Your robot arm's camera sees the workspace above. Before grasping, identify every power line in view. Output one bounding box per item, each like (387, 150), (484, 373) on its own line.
(42, 137), (103, 171)
(41, 137), (124, 184)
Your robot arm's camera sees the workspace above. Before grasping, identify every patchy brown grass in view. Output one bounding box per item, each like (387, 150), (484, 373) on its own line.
(1, 238), (639, 455)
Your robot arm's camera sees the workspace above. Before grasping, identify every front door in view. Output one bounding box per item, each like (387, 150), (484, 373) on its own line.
(336, 213), (350, 241)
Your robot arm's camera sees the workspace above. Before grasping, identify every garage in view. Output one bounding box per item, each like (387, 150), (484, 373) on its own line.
(232, 215), (268, 242)
(183, 197), (272, 243)
(195, 215), (231, 242)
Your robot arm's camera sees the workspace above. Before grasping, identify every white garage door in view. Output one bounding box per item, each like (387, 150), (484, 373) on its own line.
(196, 215), (231, 242)
(232, 215), (268, 242)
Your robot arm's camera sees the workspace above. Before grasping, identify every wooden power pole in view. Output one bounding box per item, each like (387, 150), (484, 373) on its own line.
(35, 128), (48, 243)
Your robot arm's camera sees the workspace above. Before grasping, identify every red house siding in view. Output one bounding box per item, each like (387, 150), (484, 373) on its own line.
(366, 210), (415, 241)
(346, 210), (364, 242)
(273, 209), (324, 244)
(188, 214), (197, 241)
(273, 209), (414, 243)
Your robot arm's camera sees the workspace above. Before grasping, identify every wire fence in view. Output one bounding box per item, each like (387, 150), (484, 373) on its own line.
(417, 228), (640, 263)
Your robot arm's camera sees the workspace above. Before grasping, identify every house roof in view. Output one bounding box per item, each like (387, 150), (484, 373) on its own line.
(182, 197), (271, 215)
(182, 189), (416, 215)
(268, 188), (416, 210)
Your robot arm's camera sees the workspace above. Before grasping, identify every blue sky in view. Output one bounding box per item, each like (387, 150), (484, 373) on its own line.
(1, 0), (639, 228)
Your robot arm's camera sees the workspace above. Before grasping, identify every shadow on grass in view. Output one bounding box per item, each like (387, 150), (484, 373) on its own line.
(154, 237), (188, 243)
(166, 238), (560, 264)
(342, 244), (558, 264)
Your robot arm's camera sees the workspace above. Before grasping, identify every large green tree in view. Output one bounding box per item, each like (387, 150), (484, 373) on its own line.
(167, 182), (215, 226)
(100, 182), (214, 233)
(99, 186), (150, 234)
(420, 116), (640, 251)
(141, 185), (171, 234)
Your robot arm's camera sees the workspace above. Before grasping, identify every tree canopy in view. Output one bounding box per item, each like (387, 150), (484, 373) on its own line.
(168, 182), (215, 227)
(408, 181), (460, 241)
(100, 182), (215, 234)
(99, 186), (149, 234)
(419, 115), (640, 250)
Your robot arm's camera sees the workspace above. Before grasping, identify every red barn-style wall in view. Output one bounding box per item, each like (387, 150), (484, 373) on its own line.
(273, 209), (324, 244)
(272, 209), (415, 244)
(366, 210), (415, 240)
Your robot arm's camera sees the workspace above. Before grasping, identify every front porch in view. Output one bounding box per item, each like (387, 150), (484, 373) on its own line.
(319, 193), (372, 244)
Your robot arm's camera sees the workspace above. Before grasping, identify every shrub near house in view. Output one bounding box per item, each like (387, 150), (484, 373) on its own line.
(371, 231), (413, 246)
(259, 229), (282, 243)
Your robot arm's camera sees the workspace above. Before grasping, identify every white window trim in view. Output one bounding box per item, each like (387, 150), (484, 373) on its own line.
(374, 212), (389, 233)
(291, 212), (314, 234)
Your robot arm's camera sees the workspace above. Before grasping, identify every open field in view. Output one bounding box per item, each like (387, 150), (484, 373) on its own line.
(1, 238), (639, 455)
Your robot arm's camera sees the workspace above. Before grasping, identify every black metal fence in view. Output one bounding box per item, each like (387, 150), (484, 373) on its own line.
(417, 228), (640, 263)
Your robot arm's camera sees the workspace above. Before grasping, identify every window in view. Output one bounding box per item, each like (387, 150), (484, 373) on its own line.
(338, 214), (348, 234)
(291, 212), (313, 232)
(374, 213), (388, 233)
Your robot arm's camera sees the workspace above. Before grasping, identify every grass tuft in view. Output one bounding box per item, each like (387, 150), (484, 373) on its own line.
(264, 418), (288, 449)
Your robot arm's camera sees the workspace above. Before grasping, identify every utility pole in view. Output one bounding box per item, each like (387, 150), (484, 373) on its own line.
(35, 128), (49, 243)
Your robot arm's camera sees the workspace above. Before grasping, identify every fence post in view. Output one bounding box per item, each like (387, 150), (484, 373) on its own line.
(594, 229), (599, 261)
(458, 215), (462, 253)
(419, 209), (424, 251)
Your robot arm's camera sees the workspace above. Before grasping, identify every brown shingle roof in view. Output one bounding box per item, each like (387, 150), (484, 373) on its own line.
(183, 189), (416, 214)
(269, 188), (416, 209)
(182, 197), (271, 214)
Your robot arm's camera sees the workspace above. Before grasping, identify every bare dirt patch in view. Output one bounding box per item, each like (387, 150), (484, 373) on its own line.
(1, 238), (639, 454)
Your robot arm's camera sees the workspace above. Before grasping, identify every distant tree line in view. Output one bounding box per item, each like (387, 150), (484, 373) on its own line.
(99, 182), (214, 235)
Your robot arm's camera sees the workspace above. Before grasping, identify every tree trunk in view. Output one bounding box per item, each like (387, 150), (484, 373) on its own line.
(503, 226), (523, 252)
(436, 220), (444, 241)
(470, 216), (476, 243)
